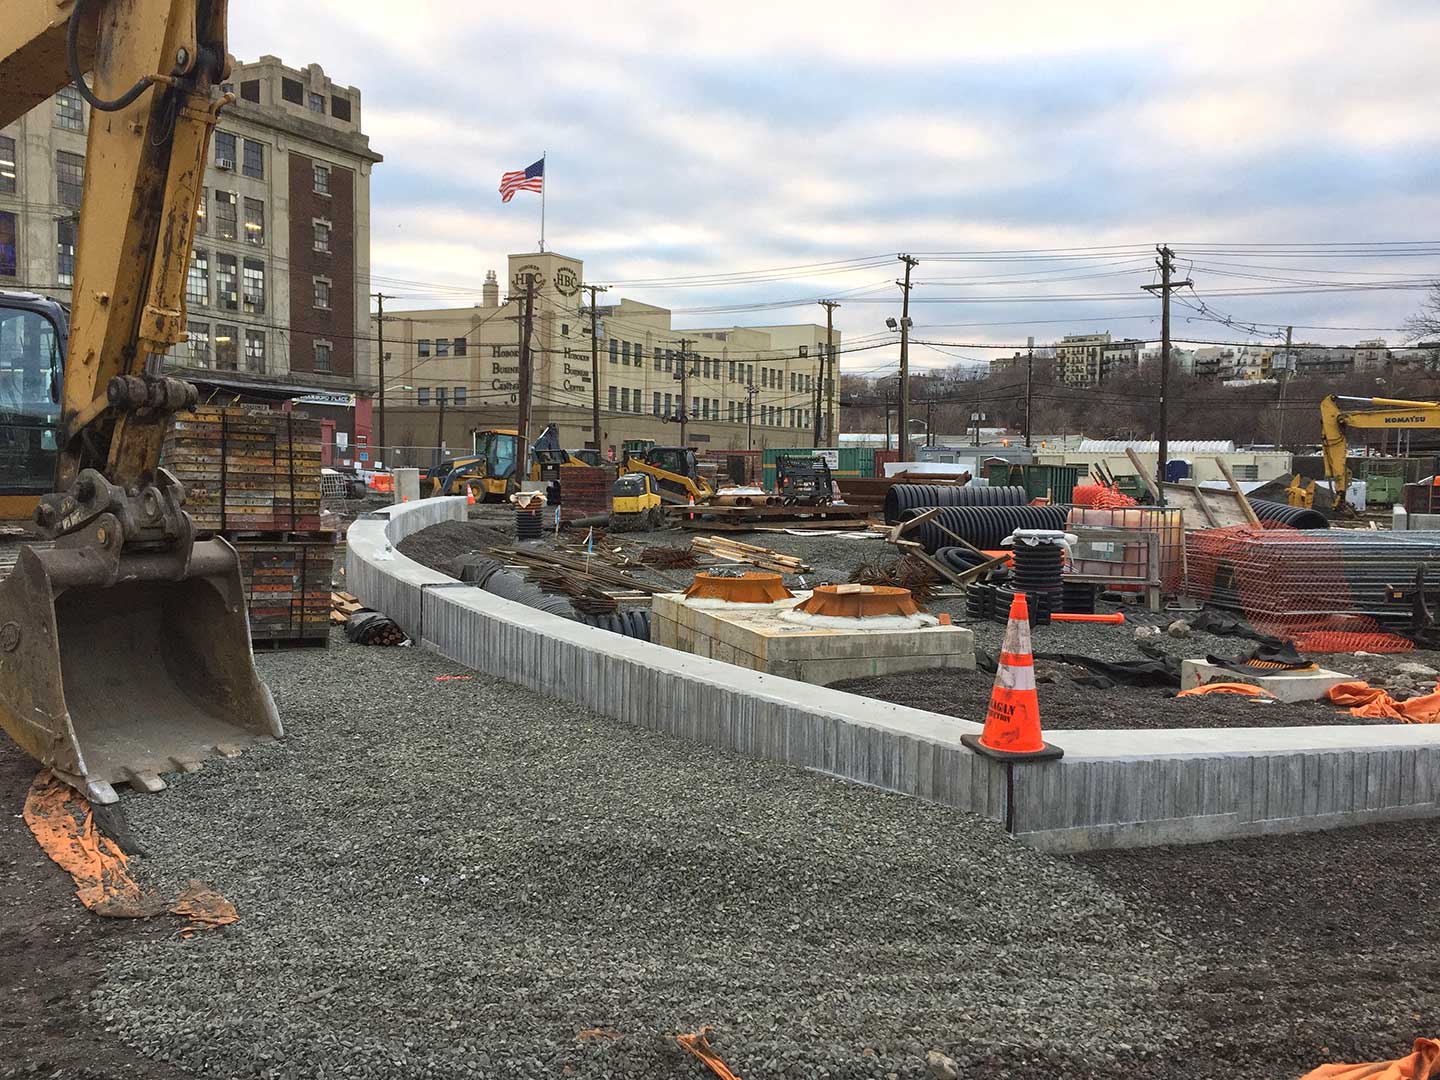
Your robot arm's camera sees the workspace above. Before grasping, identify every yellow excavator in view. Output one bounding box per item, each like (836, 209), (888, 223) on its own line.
(1320, 394), (1440, 516)
(620, 446), (714, 505)
(0, 0), (280, 803)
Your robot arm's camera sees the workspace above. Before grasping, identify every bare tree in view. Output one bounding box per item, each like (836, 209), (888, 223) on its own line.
(1404, 282), (1440, 344)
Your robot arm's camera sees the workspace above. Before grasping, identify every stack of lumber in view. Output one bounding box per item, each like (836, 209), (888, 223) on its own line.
(691, 536), (810, 575)
(235, 539), (334, 645)
(162, 406), (323, 533)
(330, 591), (362, 624)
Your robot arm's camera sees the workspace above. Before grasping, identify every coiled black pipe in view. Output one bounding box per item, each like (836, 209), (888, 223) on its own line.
(580, 609), (651, 641)
(935, 546), (991, 573)
(447, 554), (504, 586)
(479, 568), (577, 619)
(883, 484), (1027, 524)
(1250, 499), (1329, 530)
(901, 504), (1069, 553)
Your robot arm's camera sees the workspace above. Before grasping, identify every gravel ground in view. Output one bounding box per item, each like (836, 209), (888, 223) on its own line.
(91, 631), (1192, 1080)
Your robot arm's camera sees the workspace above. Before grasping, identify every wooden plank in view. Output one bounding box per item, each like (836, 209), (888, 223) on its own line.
(1215, 457), (1263, 526)
(1124, 447), (1162, 502)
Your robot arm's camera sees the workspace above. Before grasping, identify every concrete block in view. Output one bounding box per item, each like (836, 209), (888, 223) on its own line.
(1181, 659), (1353, 703)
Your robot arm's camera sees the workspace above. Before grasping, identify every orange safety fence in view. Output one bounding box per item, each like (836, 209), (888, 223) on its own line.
(1072, 484), (1139, 510)
(1302, 1038), (1440, 1080)
(1325, 681), (1440, 723)
(676, 1030), (743, 1080)
(23, 770), (238, 936)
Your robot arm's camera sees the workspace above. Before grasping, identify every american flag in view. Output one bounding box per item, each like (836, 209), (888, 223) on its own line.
(499, 158), (544, 203)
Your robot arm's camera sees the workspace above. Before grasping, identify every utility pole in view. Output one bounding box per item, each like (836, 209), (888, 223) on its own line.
(515, 273), (536, 484)
(1142, 246), (1191, 504)
(1024, 335), (1034, 448)
(1276, 325), (1293, 448)
(926, 398), (935, 447)
(435, 388), (446, 470)
(897, 255), (918, 460)
(745, 380), (757, 450)
(817, 300), (839, 447)
(372, 292), (394, 462)
(677, 337), (694, 446)
(883, 388), (893, 450)
(582, 283), (608, 451)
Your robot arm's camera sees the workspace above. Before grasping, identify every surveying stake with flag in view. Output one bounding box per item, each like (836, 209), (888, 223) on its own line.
(499, 153), (548, 250)
(961, 592), (1063, 762)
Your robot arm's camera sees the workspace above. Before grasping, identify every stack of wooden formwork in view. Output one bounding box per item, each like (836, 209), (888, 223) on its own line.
(162, 406), (334, 647)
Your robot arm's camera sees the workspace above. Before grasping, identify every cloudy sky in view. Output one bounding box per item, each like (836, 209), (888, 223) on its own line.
(232, 1), (1440, 377)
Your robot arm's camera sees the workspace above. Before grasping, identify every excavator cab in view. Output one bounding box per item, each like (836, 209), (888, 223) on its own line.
(0, 294), (280, 803)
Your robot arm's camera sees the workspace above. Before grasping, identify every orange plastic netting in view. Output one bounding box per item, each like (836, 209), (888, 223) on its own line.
(23, 770), (238, 935)
(676, 1030), (743, 1080)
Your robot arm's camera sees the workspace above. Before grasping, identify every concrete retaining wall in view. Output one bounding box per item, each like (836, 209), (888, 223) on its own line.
(348, 499), (1440, 851)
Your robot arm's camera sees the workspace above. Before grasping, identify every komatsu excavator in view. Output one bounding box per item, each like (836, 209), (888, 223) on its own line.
(0, 0), (280, 803)
(1320, 393), (1440, 516)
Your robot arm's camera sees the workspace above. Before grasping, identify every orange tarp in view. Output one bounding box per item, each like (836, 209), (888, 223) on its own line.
(1302, 1038), (1440, 1080)
(1325, 682), (1440, 723)
(1176, 682), (1275, 699)
(23, 770), (237, 936)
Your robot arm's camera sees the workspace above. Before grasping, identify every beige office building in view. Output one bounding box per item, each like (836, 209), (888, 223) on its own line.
(381, 250), (841, 461)
(0, 56), (381, 401)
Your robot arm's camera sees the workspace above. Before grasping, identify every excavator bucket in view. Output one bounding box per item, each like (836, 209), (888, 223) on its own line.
(0, 537), (281, 804)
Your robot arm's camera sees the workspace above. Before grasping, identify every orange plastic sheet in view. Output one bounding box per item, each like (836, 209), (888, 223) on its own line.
(23, 770), (237, 935)
(676, 1030), (743, 1080)
(1302, 1038), (1440, 1080)
(1175, 682), (1274, 699)
(1325, 682), (1440, 723)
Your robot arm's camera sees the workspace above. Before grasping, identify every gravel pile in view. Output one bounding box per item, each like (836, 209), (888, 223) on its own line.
(397, 518), (515, 573)
(93, 631), (1192, 1080)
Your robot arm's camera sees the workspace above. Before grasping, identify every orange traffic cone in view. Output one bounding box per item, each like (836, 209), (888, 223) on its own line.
(466, 486), (477, 506)
(961, 592), (1063, 762)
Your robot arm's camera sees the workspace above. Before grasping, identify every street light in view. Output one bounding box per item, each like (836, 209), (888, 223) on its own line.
(885, 317), (911, 332)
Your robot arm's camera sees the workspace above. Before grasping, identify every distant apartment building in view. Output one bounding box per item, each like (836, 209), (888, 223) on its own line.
(382, 251), (841, 461)
(1056, 333), (1110, 385)
(0, 56), (381, 426)
(1099, 338), (1143, 381)
(1191, 347), (1238, 380)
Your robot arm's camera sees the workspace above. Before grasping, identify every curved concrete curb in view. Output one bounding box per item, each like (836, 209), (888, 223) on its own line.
(348, 499), (1440, 851)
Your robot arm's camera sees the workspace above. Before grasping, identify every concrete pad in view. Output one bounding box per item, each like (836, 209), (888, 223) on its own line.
(1181, 658), (1354, 703)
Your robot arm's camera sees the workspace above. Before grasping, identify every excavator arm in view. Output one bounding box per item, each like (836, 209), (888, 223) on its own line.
(0, 0), (280, 803)
(1320, 394), (1440, 516)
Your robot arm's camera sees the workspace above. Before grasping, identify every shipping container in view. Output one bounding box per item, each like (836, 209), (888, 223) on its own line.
(760, 446), (875, 490)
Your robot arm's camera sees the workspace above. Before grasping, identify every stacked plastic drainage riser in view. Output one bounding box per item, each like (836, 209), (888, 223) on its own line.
(883, 484), (1027, 525)
(1009, 542), (1063, 625)
(901, 504), (1070, 554)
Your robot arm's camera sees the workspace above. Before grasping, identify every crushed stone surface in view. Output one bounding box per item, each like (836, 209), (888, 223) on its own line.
(93, 631), (1192, 1080)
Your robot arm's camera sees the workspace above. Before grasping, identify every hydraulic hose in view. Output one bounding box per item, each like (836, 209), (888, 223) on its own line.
(68, 0), (157, 113)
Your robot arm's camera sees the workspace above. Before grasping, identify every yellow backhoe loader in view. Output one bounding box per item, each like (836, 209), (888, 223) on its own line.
(0, 0), (280, 803)
(1320, 394), (1440, 516)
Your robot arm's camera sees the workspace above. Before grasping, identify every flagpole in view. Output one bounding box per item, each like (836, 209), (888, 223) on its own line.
(539, 150), (546, 252)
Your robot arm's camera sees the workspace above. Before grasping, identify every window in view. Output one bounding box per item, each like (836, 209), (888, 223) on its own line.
(244, 329), (265, 373)
(436, 338), (449, 357)
(313, 277), (330, 310)
(453, 337), (466, 356)
(186, 249), (208, 306)
(242, 139), (264, 179)
(240, 80), (260, 103)
(314, 341), (332, 372)
(608, 385), (617, 410)
(664, 392), (672, 416)
(313, 220), (330, 252)
(56, 151), (83, 210)
(242, 259), (264, 313)
(281, 78), (303, 105)
(244, 198), (264, 245)
(0, 212), (15, 277)
(195, 186), (207, 235)
(214, 132), (236, 168)
(728, 401), (735, 422)
(330, 94), (351, 122)
(790, 372), (797, 393)
(55, 86), (84, 131)
(621, 387), (630, 412)
(418, 339), (431, 357)
(713, 398), (720, 418)
(665, 349), (674, 372)
(216, 254), (238, 310)
(186, 321), (210, 367)
(799, 345), (809, 358)
(0, 136), (15, 195)
(654, 352), (661, 372)
(621, 341), (630, 365)
(436, 386), (448, 406)
(608, 339), (617, 364)
(214, 323), (238, 370)
(634, 343), (644, 366)
(653, 391), (661, 416)
(691, 396), (699, 418)
(215, 190), (237, 240)
(308, 92), (325, 114)
(728, 360), (736, 382)
(561, 323), (570, 337)
(418, 386), (430, 406)
(313, 164), (330, 195)
(453, 386), (466, 406)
